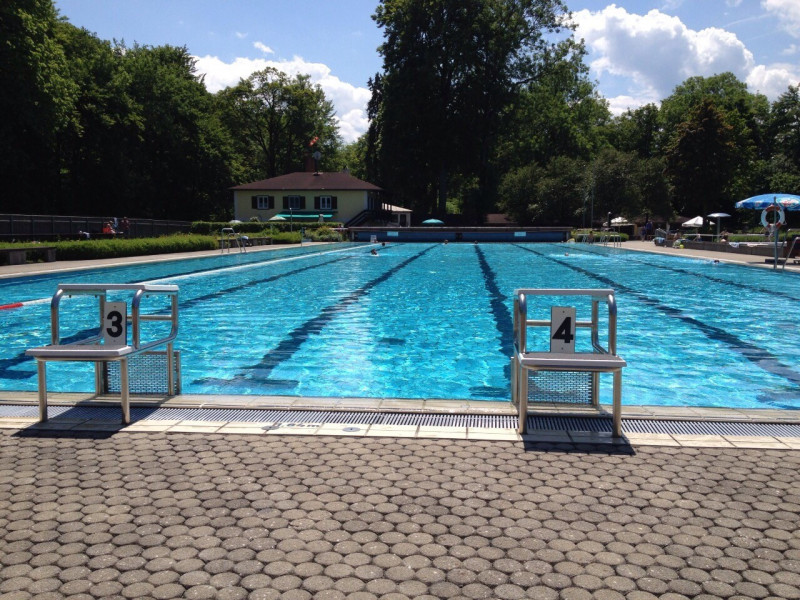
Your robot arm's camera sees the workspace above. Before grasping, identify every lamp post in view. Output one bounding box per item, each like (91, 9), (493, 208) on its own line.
(289, 207), (293, 232)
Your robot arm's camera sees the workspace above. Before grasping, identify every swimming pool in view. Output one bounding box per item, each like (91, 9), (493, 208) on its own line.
(1, 243), (799, 409)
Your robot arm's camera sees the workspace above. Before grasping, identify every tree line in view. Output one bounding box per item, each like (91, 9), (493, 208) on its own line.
(3, 0), (799, 228)
(1, 0), (341, 220)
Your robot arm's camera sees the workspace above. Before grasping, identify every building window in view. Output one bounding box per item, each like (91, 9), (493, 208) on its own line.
(314, 195), (337, 210)
(251, 195), (274, 209)
(286, 195), (303, 209)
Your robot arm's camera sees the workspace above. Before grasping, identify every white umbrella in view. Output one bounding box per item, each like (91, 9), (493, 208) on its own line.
(611, 216), (629, 225)
(268, 215), (286, 222)
(229, 219), (243, 224)
(682, 216), (705, 228)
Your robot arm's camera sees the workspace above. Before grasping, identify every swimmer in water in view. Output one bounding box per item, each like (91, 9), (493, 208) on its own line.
(370, 249), (378, 256)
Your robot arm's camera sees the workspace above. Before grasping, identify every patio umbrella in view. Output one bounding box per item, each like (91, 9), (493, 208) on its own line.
(707, 212), (731, 241)
(735, 193), (800, 269)
(268, 215), (286, 221)
(682, 216), (705, 228)
(422, 218), (444, 225)
(229, 219), (243, 224)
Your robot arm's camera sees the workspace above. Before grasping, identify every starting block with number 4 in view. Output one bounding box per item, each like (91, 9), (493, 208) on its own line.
(511, 288), (626, 437)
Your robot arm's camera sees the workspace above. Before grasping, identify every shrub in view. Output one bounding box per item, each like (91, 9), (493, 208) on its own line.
(52, 234), (216, 260)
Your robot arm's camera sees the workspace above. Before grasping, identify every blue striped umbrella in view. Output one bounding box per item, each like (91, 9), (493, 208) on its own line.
(735, 193), (800, 210)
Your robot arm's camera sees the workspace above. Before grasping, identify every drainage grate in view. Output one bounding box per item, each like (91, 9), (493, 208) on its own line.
(1, 404), (799, 437)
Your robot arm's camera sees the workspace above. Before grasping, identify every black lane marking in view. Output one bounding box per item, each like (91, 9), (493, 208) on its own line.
(473, 245), (514, 384)
(515, 244), (800, 393)
(197, 245), (438, 388)
(0, 254), (351, 382)
(573, 244), (800, 303)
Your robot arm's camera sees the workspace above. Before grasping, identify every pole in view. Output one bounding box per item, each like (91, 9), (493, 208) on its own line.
(773, 198), (779, 270)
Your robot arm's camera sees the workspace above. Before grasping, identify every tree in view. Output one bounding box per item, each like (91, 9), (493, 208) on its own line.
(497, 39), (609, 170)
(112, 43), (236, 219)
(603, 104), (662, 159)
(665, 99), (738, 217)
(369, 0), (570, 215)
(767, 85), (800, 189)
(498, 156), (586, 225)
(0, 0), (76, 211)
(219, 68), (340, 182)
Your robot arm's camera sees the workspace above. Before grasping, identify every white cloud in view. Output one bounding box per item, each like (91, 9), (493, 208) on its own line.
(235, 31), (248, 39)
(253, 41), (274, 55)
(193, 54), (370, 143)
(571, 5), (800, 113)
(762, 0), (800, 37)
(783, 43), (799, 56)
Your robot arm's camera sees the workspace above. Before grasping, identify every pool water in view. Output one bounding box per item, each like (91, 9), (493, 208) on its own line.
(1, 243), (799, 409)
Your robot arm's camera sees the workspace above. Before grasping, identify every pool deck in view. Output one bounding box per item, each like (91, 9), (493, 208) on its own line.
(1, 243), (799, 600)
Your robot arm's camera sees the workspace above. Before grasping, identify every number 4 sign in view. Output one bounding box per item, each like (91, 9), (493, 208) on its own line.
(550, 306), (576, 353)
(103, 301), (127, 347)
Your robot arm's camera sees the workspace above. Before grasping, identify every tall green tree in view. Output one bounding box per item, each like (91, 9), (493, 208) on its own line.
(219, 67), (340, 181)
(114, 43), (236, 219)
(665, 98), (738, 218)
(369, 0), (570, 215)
(0, 0), (76, 211)
(496, 39), (608, 171)
(603, 104), (662, 159)
(767, 85), (800, 192)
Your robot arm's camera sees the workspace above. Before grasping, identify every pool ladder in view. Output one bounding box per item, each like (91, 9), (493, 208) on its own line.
(220, 227), (247, 253)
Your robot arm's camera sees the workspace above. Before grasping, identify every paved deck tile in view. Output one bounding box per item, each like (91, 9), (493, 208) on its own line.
(1, 429), (798, 600)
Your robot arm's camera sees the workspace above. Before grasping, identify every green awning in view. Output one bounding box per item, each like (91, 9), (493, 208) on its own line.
(275, 213), (333, 220)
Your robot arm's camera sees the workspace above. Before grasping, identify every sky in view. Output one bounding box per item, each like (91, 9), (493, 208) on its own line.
(54, 1), (800, 143)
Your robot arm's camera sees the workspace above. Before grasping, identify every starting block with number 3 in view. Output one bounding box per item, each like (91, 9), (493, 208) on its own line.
(511, 288), (626, 437)
(26, 284), (180, 424)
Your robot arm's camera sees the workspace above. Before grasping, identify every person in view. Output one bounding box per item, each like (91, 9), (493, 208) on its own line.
(78, 230), (90, 240)
(370, 248), (378, 256)
(645, 220), (654, 239)
(102, 221), (115, 235)
(720, 229), (729, 242)
(119, 217), (130, 237)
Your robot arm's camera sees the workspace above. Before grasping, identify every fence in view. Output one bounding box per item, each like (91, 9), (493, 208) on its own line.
(0, 214), (192, 241)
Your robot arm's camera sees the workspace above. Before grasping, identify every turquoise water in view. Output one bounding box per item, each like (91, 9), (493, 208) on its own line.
(1, 242), (799, 409)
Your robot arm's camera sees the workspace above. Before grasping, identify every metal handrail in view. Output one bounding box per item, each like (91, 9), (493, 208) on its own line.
(220, 227), (247, 253)
(782, 237), (799, 271)
(49, 283), (179, 350)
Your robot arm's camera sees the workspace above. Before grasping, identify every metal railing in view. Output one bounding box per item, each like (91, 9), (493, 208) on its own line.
(220, 227), (247, 253)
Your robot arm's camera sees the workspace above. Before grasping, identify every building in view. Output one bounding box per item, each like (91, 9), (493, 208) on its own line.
(230, 171), (411, 227)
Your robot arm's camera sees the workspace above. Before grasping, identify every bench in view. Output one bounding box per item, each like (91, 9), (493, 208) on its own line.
(0, 246), (56, 266)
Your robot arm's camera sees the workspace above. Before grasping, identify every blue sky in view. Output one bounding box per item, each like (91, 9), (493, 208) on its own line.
(54, 1), (800, 142)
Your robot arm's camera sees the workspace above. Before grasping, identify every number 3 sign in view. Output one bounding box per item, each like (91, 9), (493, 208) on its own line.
(103, 302), (127, 346)
(550, 306), (576, 353)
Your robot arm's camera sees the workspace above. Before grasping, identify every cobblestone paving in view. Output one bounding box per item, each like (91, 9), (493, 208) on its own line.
(1, 430), (800, 600)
